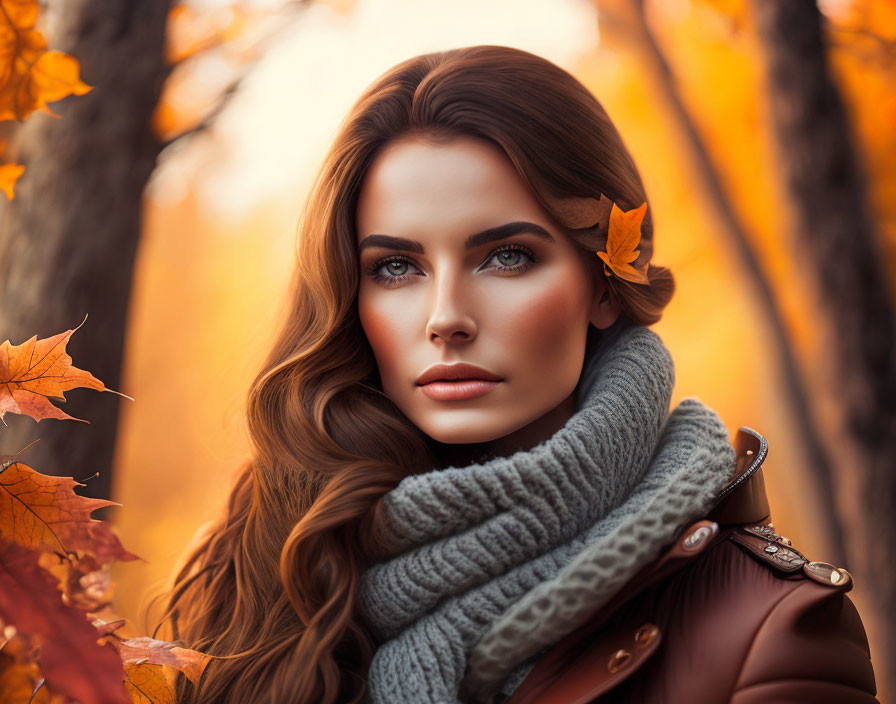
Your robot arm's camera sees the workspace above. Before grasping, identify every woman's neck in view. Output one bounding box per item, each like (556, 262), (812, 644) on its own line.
(431, 389), (578, 469)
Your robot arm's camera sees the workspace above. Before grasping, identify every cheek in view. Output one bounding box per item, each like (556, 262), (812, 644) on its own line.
(491, 273), (591, 362)
(358, 292), (410, 375)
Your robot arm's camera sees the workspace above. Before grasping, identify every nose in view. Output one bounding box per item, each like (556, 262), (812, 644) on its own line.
(425, 269), (477, 344)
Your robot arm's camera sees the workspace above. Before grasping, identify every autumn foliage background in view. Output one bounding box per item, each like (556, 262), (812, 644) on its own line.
(1, 0), (894, 702)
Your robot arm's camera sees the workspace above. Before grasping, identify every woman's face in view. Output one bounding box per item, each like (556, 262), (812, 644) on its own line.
(356, 135), (620, 448)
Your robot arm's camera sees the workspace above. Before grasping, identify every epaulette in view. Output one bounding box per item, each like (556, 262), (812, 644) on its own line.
(729, 523), (853, 591)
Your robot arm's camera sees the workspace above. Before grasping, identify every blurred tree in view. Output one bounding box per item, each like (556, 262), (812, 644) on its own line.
(0, 0), (174, 513)
(592, 0), (848, 569)
(0, 0), (312, 515)
(592, 0), (895, 690)
(750, 0), (896, 698)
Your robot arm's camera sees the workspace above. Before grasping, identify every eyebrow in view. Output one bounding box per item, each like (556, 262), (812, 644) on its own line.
(357, 221), (555, 254)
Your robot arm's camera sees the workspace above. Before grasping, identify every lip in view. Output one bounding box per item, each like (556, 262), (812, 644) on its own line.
(415, 362), (503, 386)
(418, 379), (501, 401)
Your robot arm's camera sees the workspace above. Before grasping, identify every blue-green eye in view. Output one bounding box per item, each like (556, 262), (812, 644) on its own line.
(366, 256), (421, 285)
(383, 259), (411, 276)
(366, 243), (537, 287)
(491, 248), (525, 267)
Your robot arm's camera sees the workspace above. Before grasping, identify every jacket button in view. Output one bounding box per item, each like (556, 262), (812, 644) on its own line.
(607, 648), (632, 673)
(682, 522), (717, 551)
(634, 624), (659, 648)
(803, 561), (852, 587)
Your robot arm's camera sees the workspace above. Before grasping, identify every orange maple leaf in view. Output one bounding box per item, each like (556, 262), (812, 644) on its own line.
(0, 137), (25, 199)
(0, 652), (48, 704)
(164, 3), (249, 66)
(107, 635), (212, 688)
(0, 0), (93, 122)
(596, 201), (650, 285)
(0, 314), (131, 424)
(0, 456), (141, 564)
(40, 550), (116, 612)
(0, 160), (24, 198)
(122, 662), (175, 704)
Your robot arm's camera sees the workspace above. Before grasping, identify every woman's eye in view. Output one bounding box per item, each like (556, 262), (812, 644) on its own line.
(366, 244), (537, 287)
(367, 257), (420, 285)
(485, 245), (536, 271)
(384, 260), (410, 276)
(492, 249), (524, 267)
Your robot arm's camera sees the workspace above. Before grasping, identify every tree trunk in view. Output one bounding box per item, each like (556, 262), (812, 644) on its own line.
(0, 0), (173, 516)
(750, 0), (896, 697)
(609, 0), (849, 569)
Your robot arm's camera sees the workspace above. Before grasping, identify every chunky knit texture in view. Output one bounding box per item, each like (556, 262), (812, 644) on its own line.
(358, 320), (737, 704)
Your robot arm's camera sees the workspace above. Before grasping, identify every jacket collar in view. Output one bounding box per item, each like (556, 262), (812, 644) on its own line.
(706, 426), (770, 525)
(606, 425), (772, 601)
(504, 426), (771, 704)
(594, 425), (771, 610)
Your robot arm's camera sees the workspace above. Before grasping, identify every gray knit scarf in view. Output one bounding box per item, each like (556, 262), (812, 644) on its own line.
(358, 320), (737, 704)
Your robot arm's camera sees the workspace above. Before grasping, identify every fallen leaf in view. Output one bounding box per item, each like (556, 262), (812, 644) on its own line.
(105, 636), (211, 688)
(91, 618), (128, 639)
(0, 3), (92, 121)
(0, 538), (129, 704)
(123, 663), (176, 704)
(0, 652), (48, 704)
(0, 314), (117, 424)
(39, 552), (116, 613)
(0, 458), (141, 564)
(0, 161), (25, 199)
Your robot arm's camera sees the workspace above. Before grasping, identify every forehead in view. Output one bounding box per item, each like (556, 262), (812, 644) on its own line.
(355, 136), (550, 241)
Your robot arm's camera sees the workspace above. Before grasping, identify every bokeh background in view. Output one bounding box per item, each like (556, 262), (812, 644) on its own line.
(1, 0), (893, 699)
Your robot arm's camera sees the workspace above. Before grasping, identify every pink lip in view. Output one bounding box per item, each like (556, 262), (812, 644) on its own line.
(415, 362), (503, 386)
(418, 379), (501, 401)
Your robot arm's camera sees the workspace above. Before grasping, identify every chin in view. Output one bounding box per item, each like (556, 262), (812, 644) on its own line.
(414, 417), (512, 446)
(424, 426), (505, 445)
(416, 406), (540, 446)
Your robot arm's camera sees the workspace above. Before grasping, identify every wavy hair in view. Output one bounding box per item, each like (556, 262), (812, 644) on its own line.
(149, 44), (675, 704)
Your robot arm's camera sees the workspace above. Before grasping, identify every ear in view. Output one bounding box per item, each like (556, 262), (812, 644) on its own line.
(589, 271), (622, 330)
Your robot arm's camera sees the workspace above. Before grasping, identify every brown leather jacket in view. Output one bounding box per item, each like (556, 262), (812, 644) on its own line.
(503, 426), (878, 704)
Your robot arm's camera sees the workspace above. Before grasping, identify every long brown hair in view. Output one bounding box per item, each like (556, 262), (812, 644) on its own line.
(150, 45), (674, 704)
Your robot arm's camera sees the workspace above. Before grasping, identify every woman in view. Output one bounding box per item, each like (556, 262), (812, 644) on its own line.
(154, 45), (878, 703)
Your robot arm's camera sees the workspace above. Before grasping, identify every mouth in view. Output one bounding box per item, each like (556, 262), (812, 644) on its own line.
(415, 363), (503, 401)
(417, 379), (502, 401)
(415, 363), (502, 386)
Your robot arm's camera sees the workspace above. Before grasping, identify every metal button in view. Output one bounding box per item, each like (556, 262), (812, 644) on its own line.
(607, 648), (632, 673)
(771, 546), (808, 569)
(745, 524), (775, 539)
(764, 544), (779, 554)
(803, 561), (852, 587)
(633, 624), (659, 648)
(745, 524), (793, 547)
(683, 525), (712, 551)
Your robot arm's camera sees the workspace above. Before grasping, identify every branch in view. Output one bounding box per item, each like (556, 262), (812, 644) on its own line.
(592, 0), (848, 566)
(157, 0), (312, 152)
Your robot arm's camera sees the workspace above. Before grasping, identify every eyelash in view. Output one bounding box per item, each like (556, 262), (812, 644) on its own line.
(365, 243), (538, 287)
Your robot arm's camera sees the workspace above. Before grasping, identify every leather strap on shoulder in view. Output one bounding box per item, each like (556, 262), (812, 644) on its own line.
(707, 426), (771, 526)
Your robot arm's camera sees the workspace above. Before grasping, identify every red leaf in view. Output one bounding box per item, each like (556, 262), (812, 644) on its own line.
(0, 538), (129, 704)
